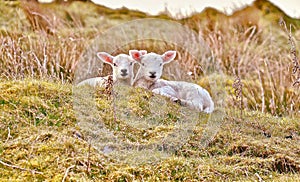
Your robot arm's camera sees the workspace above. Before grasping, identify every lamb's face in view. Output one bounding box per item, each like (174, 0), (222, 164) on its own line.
(139, 53), (164, 81)
(129, 50), (176, 82)
(112, 54), (134, 80)
(96, 52), (134, 80)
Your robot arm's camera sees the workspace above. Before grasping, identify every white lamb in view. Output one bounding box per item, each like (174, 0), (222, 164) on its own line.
(77, 52), (143, 87)
(130, 50), (214, 113)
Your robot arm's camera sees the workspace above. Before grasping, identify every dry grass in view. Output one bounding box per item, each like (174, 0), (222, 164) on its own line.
(195, 22), (300, 116)
(0, 31), (89, 81)
(279, 18), (300, 87)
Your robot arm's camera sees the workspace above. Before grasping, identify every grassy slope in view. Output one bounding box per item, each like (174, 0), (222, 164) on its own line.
(0, 79), (299, 181)
(0, 0), (300, 181)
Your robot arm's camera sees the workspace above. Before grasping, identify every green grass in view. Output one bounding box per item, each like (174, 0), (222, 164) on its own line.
(0, 79), (299, 181)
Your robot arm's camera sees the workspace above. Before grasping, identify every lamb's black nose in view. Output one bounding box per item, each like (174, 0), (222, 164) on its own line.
(149, 72), (156, 78)
(120, 69), (128, 76)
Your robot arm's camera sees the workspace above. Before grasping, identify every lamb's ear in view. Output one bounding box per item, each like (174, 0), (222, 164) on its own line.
(129, 50), (142, 62)
(97, 52), (114, 65)
(139, 50), (147, 55)
(162, 51), (176, 64)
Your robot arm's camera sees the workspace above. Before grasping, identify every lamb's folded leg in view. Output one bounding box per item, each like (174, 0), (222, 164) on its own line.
(152, 86), (180, 103)
(77, 77), (108, 87)
(203, 107), (214, 113)
(178, 99), (204, 112)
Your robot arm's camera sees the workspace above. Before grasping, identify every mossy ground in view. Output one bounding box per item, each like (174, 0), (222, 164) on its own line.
(0, 79), (299, 181)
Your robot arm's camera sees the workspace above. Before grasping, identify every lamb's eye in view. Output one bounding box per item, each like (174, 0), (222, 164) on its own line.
(141, 63), (145, 66)
(159, 63), (162, 66)
(113, 63), (118, 67)
(129, 62), (133, 66)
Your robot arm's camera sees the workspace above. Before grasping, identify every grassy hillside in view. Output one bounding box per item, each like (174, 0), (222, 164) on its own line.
(1, 79), (299, 181)
(0, 0), (300, 181)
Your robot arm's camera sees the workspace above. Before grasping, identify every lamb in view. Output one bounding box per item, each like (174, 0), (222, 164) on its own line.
(77, 52), (141, 87)
(130, 50), (214, 113)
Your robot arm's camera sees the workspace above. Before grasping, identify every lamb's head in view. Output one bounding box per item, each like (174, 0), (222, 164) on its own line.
(129, 50), (176, 82)
(97, 52), (135, 81)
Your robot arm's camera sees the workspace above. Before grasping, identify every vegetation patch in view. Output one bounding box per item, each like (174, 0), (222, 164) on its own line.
(0, 80), (299, 181)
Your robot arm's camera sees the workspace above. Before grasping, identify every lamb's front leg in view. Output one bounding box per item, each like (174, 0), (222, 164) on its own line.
(152, 86), (180, 103)
(179, 99), (205, 112)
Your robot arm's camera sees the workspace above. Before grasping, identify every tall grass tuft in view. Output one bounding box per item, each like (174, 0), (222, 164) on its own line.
(279, 18), (300, 87)
(192, 20), (299, 116)
(0, 2), (96, 82)
(0, 31), (88, 82)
